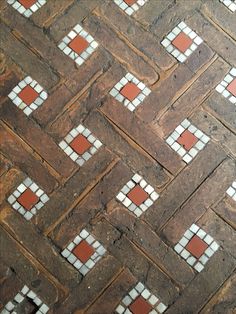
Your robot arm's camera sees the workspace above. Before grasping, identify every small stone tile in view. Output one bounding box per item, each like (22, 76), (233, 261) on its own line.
(226, 180), (236, 201)
(219, 0), (236, 12)
(215, 68), (236, 105)
(7, 0), (47, 17)
(113, 0), (149, 16)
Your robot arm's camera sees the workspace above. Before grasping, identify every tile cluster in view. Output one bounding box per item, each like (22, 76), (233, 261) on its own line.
(7, 177), (49, 220)
(161, 21), (203, 63)
(61, 229), (106, 276)
(226, 181), (236, 201)
(8, 76), (48, 116)
(1, 285), (49, 314)
(174, 224), (219, 272)
(116, 173), (159, 217)
(7, 0), (47, 17)
(59, 124), (102, 166)
(215, 68), (236, 105)
(110, 73), (151, 112)
(113, 0), (149, 16)
(166, 119), (210, 164)
(219, 0), (236, 12)
(115, 282), (167, 314)
(58, 24), (98, 66)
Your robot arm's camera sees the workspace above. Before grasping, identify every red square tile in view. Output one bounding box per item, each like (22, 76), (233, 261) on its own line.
(72, 240), (95, 263)
(19, 0), (37, 9)
(18, 85), (39, 105)
(120, 82), (141, 101)
(172, 32), (193, 53)
(124, 0), (137, 5)
(70, 134), (92, 155)
(226, 78), (236, 97)
(17, 188), (39, 210)
(186, 235), (208, 259)
(69, 35), (89, 55)
(129, 296), (153, 314)
(127, 185), (149, 206)
(177, 130), (198, 150)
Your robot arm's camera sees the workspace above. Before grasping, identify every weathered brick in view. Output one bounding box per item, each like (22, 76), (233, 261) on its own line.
(214, 198), (236, 230)
(0, 153), (11, 177)
(0, 168), (24, 204)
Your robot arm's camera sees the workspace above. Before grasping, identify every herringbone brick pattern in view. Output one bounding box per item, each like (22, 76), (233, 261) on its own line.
(0, 0), (235, 313)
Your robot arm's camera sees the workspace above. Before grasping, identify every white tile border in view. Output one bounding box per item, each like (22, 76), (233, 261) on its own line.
(165, 119), (210, 164)
(1, 285), (49, 314)
(8, 76), (48, 116)
(116, 173), (159, 217)
(219, 0), (236, 12)
(58, 24), (98, 66)
(215, 68), (236, 105)
(61, 229), (106, 276)
(7, 177), (49, 221)
(113, 0), (149, 16)
(59, 124), (103, 166)
(226, 180), (236, 201)
(161, 21), (203, 63)
(174, 224), (219, 273)
(115, 281), (167, 314)
(109, 72), (151, 112)
(7, 0), (47, 18)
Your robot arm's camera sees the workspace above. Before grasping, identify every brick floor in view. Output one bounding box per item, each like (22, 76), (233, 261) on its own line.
(0, 0), (236, 313)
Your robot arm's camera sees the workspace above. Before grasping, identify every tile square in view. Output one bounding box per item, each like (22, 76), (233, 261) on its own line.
(177, 130), (198, 150)
(174, 224), (219, 272)
(124, 0), (137, 5)
(7, 0), (47, 17)
(7, 177), (49, 220)
(161, 21), (203, 63)
(110, 73), (151, 112)
(127, 185), (149, 206)
(113, 0), (149, 16)
(226, 180), (236, 201)
(61, 229), (106, 276)
(226, 78), (236, 97)
(129, 295), (153, 314)
(219, 0), (236, 12)
(215, 68), (236, 104)
(59, 124), (102, 166)
(8, 76), (48, 116)
(58, 24), (98, 66)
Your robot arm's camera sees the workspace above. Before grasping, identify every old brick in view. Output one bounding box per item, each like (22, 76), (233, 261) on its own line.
(214, 198), (236, 230)
(0, 168), (24, 204)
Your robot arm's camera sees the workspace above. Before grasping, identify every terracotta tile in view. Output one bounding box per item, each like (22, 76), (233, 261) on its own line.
(226, 78), (236, 97)
(177, 130), (198, 151)
(72, 240), (95, 263)
(172, 32), (193, 53)
(186, 235), (208, 259)
(127, 185), (149, 206)
(18, 0), (37, 9)
(17, 188), (39, 210)
(129, 296), (153, 314)
(18, 85), (39, 105)
(70, 134), (92, 155)
(124, 0), (137, 5)
(69, 35), (89, 55)
(120, 82), (141, 101)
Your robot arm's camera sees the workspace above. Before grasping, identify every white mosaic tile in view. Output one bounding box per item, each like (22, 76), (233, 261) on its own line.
(58, 24), (98, 66)
(116, 173), (159, 217)
(115, 281), (167, 313)
(113, 0), (149, 16)
(7, 177), (49, 221)
(109, 72), (151, 112)
(226, 180), (236, 201)
(161, 21), (203, 63)
(215, 68), (236, 105)
(59, 124), (102, 166)
(174, 224), (219, 272)
(219, 0), (236, 12)
(1, 285), (49, 313)
(61, 229), (106, 276)
(7, 0), (47, 17)
(8, 76), (48, 116)
(165, 119), (210, 164)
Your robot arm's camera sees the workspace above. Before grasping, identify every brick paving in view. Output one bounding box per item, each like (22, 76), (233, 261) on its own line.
(0, 0), (236, 313)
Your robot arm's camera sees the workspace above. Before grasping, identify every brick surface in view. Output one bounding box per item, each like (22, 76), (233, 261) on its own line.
(0, 0), (236, 313)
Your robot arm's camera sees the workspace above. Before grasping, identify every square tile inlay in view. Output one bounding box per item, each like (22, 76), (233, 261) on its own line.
(110, 73), (151, 112)
(7, 0), (47, 17)
(1, 285), (49, 314)
(174, 224), (219, 272)
(58, 24), (98, 66)
(215, 68), (236, 105)
(116, 173), (159, 217)
(61, 229), (106, 276)
(226, 180), (236, 201)
(219, 0), (236, 12)
(113, 0), (149, 16)
(59, 124), (102, 166)
(7, 177), (49, 220)
(165, 119), (210, 164)
(8, 76), (48, 116)
(115, 282), (168, 314)
(161, 21), (203, 63)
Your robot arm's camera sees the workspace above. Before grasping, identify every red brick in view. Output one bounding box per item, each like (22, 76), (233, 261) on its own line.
(124, 0), (137, 5)
(17, 188), (39, 210)
(18, 85), (38, 105)
(129, 296), (153, 314)
(177, 130), (198, 150)
(70, 134), (92, 155)
(127, 185), (149, 206)
(185, 235), (208, 258)
(69, 35), (89, 55)
(120, 82), (141, 101)
(19, 0), (36, 9)
(226, 78), (236, 97)
(72, 240), (95, 263)
(172, 32), (193, 53)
